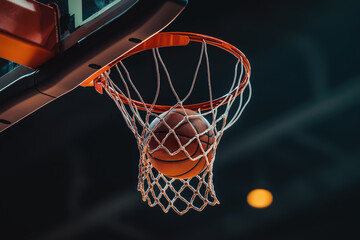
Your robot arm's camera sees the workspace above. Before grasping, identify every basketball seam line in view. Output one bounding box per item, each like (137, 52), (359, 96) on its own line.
(148, 132), (201, 162)
(149, 111), (205, 162)
(166, 132), (211, 178)
(149, 110), (203, 162)
(166, 114), (212, 177)
(149, 109), (213, 178)
(152, 131), (212, 145)
(173, 111), (215, 137)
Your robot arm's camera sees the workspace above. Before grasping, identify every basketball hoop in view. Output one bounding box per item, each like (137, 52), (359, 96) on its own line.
(82, 32), (251, 215)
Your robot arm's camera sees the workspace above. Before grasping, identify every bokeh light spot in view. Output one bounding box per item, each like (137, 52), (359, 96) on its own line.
(247, 189), (273, 209)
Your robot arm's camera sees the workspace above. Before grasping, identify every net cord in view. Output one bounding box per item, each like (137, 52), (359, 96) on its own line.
(99, 40), (251, 214)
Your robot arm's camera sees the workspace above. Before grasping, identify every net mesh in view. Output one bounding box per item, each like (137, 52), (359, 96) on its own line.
(97, 40), (251, 215)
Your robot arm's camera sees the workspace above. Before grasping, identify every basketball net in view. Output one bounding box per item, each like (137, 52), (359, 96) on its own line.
(87, 32), (251, 215)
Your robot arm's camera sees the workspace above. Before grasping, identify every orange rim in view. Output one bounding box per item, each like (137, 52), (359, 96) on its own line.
(83, 32), (251, 113)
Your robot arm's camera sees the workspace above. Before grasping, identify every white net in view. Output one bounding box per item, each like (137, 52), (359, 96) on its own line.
(97, 39), (251, 215)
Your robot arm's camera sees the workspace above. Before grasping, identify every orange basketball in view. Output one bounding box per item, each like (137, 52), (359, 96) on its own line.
(146, 108), (215, 179)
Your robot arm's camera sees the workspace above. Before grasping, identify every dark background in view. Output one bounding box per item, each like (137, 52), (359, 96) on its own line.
(1, 0), (360, 239)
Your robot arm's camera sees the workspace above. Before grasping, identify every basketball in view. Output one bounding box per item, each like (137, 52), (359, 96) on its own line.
(146, 108), (215, 179)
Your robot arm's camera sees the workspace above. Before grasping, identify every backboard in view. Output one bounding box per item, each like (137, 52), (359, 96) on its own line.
(0, 0), (187, 132)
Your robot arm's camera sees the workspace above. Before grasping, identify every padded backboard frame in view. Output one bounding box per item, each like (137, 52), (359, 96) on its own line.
(0, 0), (187, 132)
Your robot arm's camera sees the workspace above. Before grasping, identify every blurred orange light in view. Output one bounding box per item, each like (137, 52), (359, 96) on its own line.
(247, 189), (273, 208)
